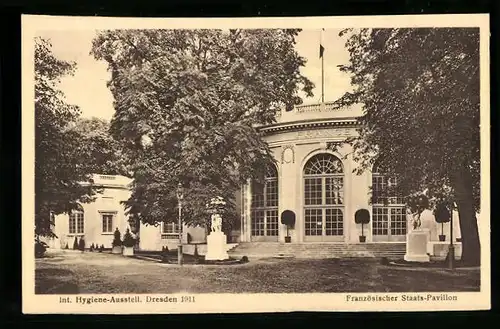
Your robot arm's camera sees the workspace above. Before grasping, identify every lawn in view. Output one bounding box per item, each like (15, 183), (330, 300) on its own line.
(35, 250), (480, 294)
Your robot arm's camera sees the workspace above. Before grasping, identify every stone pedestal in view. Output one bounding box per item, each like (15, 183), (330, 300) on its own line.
(205, 232), (229, 261)
(404, 229), (430, 262)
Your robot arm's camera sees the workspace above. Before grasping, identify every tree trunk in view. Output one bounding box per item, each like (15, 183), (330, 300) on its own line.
(451, 165), (481, 266)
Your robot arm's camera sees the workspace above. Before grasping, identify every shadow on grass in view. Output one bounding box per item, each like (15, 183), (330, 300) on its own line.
(35, 268), (80, 294)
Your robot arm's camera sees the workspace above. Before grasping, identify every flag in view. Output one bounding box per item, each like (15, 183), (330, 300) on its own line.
(319, 28), (325, 58)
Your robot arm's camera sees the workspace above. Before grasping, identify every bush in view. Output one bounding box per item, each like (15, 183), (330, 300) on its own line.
(122, 228), (136, 247)
(65, 243), (69, 249)
(78, 237), (86, 251)
(72, 236), (78, 250)
(35, 240), (48, 258)
(90, 243), (94, 251)
(240, 256), (249, 263)
(99, 244), (104, 252)
(112, 228), (122, 247)
(355, 209), (370, 237)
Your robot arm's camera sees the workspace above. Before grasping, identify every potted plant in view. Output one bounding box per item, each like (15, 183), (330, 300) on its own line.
(111, 227), (122, 254)
(355, 209), (370, 243)
(122, 228), (136, 256)
(280, 210), (296, 243)
(434, 202), (451, 242)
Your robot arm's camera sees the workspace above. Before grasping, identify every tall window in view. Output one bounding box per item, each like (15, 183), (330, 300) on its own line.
(69, 207), (84, 234)
(372, 162), (406, 240)
(303, 153), (344, 240)
(101, 213), (114, 233)
(161, 222), (180, 239)
(250, 165), (279, 239)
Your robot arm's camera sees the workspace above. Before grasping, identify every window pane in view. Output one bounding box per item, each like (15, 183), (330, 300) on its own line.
(390, 207), (407, 235)
(69, 214), (76, 234)
(305, 178), (322, 205)
(304, 154), (343, 175)
(265, 179), (278, 207)
(77, 213), (84, 234)
(305, 208), (322, 236)
(266, 210), (278, 236)
(325, 177), (344, 205)
(251, 210), (265, 236)
(372, 207), (389, 235)
(251, 182), (265, 208)
(325, 208), (343, 236)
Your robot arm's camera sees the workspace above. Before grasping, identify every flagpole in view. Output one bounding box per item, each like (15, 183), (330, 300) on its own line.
(320, 28), (325, 104)
(321, 49), (324, 104)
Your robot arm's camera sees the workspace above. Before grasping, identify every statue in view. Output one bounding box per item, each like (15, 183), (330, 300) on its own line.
(205, 196), (229, 261)
(211, 213), (222, 233)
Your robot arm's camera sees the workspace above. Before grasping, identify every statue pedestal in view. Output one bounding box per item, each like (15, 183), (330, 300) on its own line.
(404, 229), (430, 262)
(205, 231), (229, 261)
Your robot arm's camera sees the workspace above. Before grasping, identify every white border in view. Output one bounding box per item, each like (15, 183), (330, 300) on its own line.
(22, 14), (490, 314)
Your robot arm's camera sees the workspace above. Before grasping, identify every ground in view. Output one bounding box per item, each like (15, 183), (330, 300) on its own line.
(35, 250), (480, 294)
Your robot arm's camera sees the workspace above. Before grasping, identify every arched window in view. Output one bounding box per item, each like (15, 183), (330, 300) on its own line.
(69, 205), (84, 235)
(250, 165), (279, 241)
(303, 153), (344, 241)
(371, 162), (406, 242)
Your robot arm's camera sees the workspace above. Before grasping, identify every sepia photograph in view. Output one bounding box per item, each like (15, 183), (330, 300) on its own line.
(22, 14), (490, 313)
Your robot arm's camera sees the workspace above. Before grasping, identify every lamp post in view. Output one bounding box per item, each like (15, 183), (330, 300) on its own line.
(176, 182), (184, 266)
(448, 203), (455, 270)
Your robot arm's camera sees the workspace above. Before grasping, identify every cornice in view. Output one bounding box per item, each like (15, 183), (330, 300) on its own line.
(258, 117), (361, 135)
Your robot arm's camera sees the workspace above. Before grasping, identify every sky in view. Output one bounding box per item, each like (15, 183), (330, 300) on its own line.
(37, 29), (353, 121)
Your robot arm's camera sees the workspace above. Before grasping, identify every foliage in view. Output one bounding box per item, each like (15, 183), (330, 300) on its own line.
(35, 37), (98, 237)
(280, 210), (296, 227)
(66, 117), (131, 176)
(35, 240), (48, 258)
(91, 29), (314, 229)
(122, 228), (136, 247)
(333, 28), (480, 265)
(434, 202), (451, 224)
(78, 237), (86, 251)
(112, 228), (122, 246)
(72, 236), (78, 250)
(354, 209), (370, 225)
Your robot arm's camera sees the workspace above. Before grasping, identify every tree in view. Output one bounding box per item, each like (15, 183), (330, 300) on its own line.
(91, 29), (313, 229)
(67, 117), (130, 176)
(35, 37), (97, 237)
(333, 28), (480, 265)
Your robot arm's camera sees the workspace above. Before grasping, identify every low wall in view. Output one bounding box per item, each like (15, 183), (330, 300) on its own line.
(427, 242), (462, 259)
(183, 243), (238, 256)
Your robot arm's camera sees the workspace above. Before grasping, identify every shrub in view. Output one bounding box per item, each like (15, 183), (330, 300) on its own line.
(161, 246), (170, 263)
(89, 243), (94, 251)
(354, 209), (370, 236)
(99, 244), (104, 252)
(434, 202), (451, 236)
(122, 228), (136, 248)
(78, 237), (86, 251)
(35, 240), (48, 258)
(280, 210), (296, 238)
(72, 236), (78, 250)
(65, 243), (69, 249)
(240, 256), (249, 263)
(112, 228), (122, 247)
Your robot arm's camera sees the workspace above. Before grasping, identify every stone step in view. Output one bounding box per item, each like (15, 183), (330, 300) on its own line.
(228, 242), (406, 259)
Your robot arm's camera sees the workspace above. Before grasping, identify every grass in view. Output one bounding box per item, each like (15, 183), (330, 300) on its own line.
(35, 250), (480, 294)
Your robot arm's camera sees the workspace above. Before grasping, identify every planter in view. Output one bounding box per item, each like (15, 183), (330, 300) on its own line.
(456, 237), (462, 242)
(111, 246), (122, 254)
(122, 246), (134, 256)
(284, 236), (291, 243)
(359, 235), (366, 243)
(438, 234), (446, 242)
